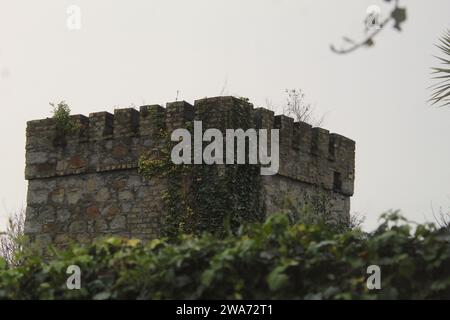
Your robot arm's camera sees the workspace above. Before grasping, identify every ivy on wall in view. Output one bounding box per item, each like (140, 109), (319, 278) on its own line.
(139, 128), (193, 238)
(139, 100), (265, 237)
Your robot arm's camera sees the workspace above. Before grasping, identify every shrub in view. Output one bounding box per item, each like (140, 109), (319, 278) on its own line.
(0, 212), (449, 300)
(50, 101), (76, 135)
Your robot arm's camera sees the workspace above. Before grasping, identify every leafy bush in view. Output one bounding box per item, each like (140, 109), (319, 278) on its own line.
(0, 212), (449, 300)
(50, 101), (76, 135)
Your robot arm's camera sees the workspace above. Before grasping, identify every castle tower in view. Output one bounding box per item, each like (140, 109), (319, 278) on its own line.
(24, 97), (355, 245)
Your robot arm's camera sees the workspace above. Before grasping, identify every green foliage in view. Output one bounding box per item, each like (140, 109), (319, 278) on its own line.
(430, 30), (450, 107)
(50, 101), (76, 135)
(1, 212), (450, 300)
(138, 99), (264, 237)
(138, 128), (196, 237)
(189, 100), (265, 236)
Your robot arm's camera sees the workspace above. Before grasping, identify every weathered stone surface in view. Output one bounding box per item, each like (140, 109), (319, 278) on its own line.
(91, 217), (108, 233)
(95, 188), (110, 202)
(118, 190), (134, 201)
(54, 234), (71, 245)
(112, 144), (129, 158)
(67, 190), (83, 205)
(68, 155), (87, 169)
(86, 178), (96, 192)
(56, 160), (68, 172)
(27, 189), (48, 205)
(24, 218), (41, 234)
(42, 222), (57, 233)
(110, 215), (126, 230)
(27, 151), (48, 164)
(113, 179), (127, 191)
(39, 206), (56, 223)
(56, 209), (71, 223)
(69, 220), (87, 233)
(86, 206), (100, 219)
(35, 234), (53, 245)
(51, 188), (65, 204)
(104, 205), (120, 217)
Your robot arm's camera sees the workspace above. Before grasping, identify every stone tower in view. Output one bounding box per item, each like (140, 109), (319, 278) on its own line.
(24, 96), (355, 245)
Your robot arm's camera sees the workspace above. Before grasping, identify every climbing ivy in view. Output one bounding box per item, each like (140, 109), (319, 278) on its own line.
(189, 100), (265, 236)
(138, 128), (193, 238)
(139, 99), (265, 237)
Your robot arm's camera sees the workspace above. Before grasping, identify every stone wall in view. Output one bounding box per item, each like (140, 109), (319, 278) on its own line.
(26, 172), (165, 245)
(24, 96), (355, 244)
(263, 176), (350, 223)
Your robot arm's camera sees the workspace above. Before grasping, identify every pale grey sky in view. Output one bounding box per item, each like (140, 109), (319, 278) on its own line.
(0, 0), (449, 231)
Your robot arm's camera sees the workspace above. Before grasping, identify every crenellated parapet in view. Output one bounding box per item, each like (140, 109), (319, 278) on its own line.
(262, 110), (355, 196)
(25, 96), (354, 196)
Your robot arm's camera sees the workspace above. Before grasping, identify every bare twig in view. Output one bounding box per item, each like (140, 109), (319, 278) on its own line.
(431, 201), (450, 228)
(283, 89), (325, 127)
(330, 0), (405, 55)
(220, 78), (228, 96)
(0, 208), (25, 266)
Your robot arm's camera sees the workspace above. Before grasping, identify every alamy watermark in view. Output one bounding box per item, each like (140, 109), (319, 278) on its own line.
(66, 5), (82, 31)
(365, 5), (381, 31)
(366, 265), (381, 290)
(170, 121), (280, 176)
(66, 265), (81, 290)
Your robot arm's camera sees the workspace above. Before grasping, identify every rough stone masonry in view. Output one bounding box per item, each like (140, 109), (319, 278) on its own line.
(24, 96), (355, 245)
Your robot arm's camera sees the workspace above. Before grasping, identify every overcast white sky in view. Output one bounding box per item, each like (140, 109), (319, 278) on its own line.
(0, 0), (449, 231)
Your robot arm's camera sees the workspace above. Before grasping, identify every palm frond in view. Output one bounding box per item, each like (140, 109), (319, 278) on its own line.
(430, 30), (450, 107)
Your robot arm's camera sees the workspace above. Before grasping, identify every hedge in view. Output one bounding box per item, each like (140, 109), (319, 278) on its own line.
(1, 211), (450, 300)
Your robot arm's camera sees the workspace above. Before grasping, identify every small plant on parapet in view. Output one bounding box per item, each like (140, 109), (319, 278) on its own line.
(238, 96), (250, 103)
(50, 101), (76, 135)
(50, 101), (77, 146)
